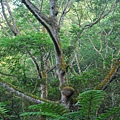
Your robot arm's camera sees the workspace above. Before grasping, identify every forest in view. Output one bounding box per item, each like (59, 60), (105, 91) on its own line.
(0, 0), (120, 120)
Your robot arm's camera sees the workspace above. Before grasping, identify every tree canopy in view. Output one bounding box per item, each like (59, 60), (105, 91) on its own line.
(0, 0), (120, 120)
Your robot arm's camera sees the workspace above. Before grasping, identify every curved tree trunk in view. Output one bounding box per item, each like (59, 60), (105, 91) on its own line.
(21, 0), (68, 102)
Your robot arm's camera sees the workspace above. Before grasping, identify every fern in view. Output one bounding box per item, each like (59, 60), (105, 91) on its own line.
(20, 90), (119, 120)
(0, 102), (8, 120)
(60, 90), (106, 120)
(96, 106), (120, 120)
(78, 90), (105, 120)
(62, 111), (84, 120)
(20, 102), (69, 119)
(0, 102), (8, 114)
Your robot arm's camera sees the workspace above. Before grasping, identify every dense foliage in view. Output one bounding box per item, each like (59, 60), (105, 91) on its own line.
(0, 0), (120, 120)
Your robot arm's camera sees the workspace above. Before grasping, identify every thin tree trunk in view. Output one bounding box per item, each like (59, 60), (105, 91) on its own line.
(1, 0), (20, 36)
(5, 0), (20, 35)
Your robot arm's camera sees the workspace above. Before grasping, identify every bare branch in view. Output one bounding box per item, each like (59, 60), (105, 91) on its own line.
(58, 0), (72, 26)
(72, 0), (117, 45)
(1, 1), (17, 35)
(47, 65), (56, 73)
(25, 47), (42, 78)
(88, 35), (105, 61)
(84, 0), (116, 28)
(40, 0), (43, 11)
(5, 0), (20, 35)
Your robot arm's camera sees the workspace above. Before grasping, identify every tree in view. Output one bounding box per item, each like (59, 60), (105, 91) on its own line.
(21, 0), (118, 107)
(0, 0), (119, 119)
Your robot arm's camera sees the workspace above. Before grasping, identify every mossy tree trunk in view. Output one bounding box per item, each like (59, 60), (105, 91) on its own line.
(21, 0), (71, 110)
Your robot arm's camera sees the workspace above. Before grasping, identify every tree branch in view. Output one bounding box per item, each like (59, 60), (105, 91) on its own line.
(58, 0), (72, 26)
(22, 0), (49, 24)
(72, 0), (117, 45)
(94, 59), (120, 90)
(25, 47), (42, 78)
(0, 79), (50, 104)
(1, 0), (17, 36)
(22, 0), (61, 56)
(5, 0), (20, 35)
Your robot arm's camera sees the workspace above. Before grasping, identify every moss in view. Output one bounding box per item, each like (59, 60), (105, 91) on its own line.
(62, 86), (75, 98)
(94, 60), (120, 90)
(0, 78), (50, 103)
(62, 86), (75, 92)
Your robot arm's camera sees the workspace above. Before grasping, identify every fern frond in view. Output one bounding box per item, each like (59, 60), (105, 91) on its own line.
(62, 111), (84, 120)
(20, 90), (107, 120)
(96, 106), (120, 120)
(20, 111), (61, 118)
(0, 102), (8, 114)
(29, 102), (69, 115)
(20, 112), (41, 116)
(78, 90), (105, 119)
(0, 106), (8, 114)
(21, 102), (69, 119)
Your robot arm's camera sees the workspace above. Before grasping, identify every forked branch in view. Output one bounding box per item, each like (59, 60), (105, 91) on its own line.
(22, 0), (61, 56)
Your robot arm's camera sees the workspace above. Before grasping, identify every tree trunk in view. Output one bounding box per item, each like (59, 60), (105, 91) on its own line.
(22, 0), (74, 109)
(1, 0), (20, 36)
